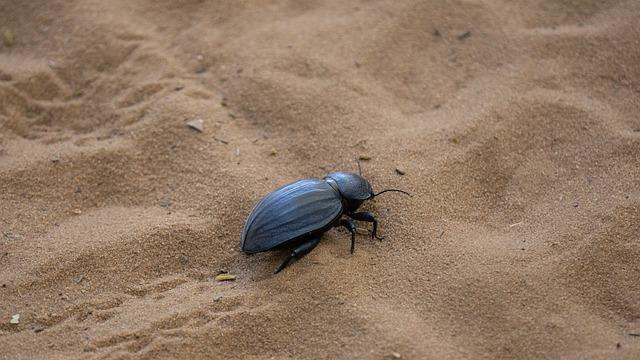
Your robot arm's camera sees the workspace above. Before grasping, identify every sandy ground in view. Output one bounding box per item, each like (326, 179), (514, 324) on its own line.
(1, 1), (639, 359)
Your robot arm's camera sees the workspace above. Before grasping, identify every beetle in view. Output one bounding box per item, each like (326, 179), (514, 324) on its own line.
(241, 170), (410, 273)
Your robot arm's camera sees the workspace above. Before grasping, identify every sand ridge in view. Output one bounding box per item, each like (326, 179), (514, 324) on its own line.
(1, 0), (639, 359)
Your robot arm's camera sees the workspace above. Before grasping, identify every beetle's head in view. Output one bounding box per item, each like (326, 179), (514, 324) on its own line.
(324, 171), (412, 213)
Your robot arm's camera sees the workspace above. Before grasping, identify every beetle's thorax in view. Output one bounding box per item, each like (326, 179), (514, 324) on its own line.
(323, 171), (373, 212)
(324, 177), (349, 210)
(324, 177), (341, 194)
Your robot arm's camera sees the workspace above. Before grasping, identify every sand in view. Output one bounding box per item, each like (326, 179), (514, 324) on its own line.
(1, 1), (639, 359)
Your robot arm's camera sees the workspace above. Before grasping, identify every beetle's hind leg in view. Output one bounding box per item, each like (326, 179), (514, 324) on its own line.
(338, 218), (357, 254)
(349, 211), (384, 240)
(275, 235), (321, 274)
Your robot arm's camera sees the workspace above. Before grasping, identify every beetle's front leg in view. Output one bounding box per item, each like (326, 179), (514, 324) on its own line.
(338, 218), (357, 254)
(348, 211), (384, 240)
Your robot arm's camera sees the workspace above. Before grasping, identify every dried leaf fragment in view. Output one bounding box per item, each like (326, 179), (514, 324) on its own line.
(215, 274), (236, 282)
(2, 29), (15, 47)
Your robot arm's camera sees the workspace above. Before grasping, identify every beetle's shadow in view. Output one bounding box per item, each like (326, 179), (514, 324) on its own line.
(245, 238), (334, 277)
(243, 248), (304, 278)
(244, 210), (384, 277)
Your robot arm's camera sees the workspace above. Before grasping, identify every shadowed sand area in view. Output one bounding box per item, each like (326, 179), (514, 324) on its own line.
(1, 1), (639, 359)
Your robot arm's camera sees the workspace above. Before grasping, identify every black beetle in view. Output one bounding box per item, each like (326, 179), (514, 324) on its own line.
(241, 171), (410, 273)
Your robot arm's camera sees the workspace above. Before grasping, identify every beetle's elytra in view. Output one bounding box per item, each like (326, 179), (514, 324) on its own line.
(241, 171), (409, 273)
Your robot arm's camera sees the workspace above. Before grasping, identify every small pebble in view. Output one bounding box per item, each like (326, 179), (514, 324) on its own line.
(72, 209), (82, 215)
(395, 168), (405, 175)
(391, 352), (401, 359)
(10, 314), (20, 324)
(269, 148), (277, 156)
(187, 118), (204, 132)
(457, 31), (471, 40)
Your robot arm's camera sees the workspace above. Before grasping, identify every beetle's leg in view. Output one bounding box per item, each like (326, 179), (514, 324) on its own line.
(338, 218), (357, 254)
(348, 212), (384, 240)
(275, 235), (321, 274)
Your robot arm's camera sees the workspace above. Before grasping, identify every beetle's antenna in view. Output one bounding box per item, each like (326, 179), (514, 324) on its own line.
(356, 159), (362, 175)
(372, 189), (412, 197)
